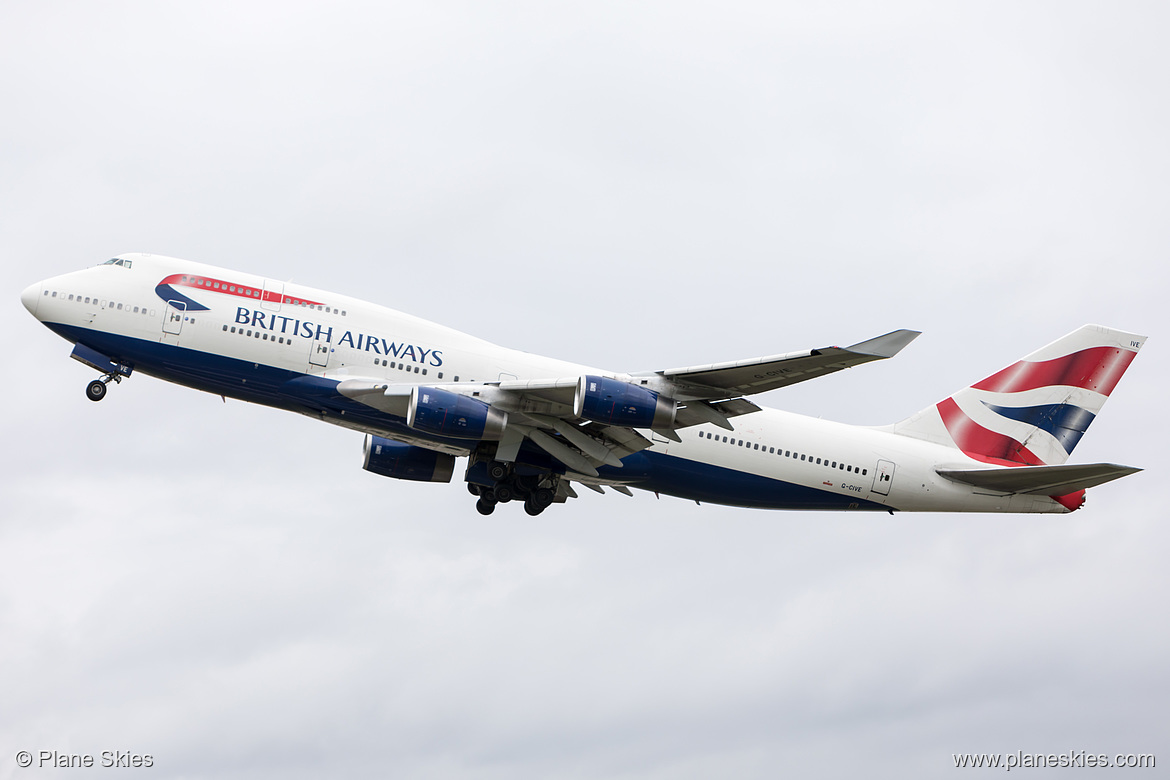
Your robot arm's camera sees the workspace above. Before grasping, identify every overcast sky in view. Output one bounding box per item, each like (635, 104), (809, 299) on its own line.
(1, 2), (1167, 778)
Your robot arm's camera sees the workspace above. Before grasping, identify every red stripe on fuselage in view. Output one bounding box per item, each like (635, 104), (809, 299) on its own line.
(157, 274), (323, 307)
(937, 397), (1045, 466)
(971, 346), (1136, 396)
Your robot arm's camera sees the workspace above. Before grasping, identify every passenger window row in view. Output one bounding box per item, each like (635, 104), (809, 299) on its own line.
(697, 430), (868, 476)
(47, 290), (155, 317)
(372, 357), (432, 377)
(178, 275), (346, 316)
(369, 358), (469, 384)
(222, 324), (295, 345)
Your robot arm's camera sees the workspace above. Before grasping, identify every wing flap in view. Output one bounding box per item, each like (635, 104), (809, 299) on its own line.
(937, 463), (1141, 495)
(674, 398), (762, 430)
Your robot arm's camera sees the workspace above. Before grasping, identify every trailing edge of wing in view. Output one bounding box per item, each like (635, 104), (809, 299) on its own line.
(653, 329), (921, 399)
(936, 463), (1142, 495)
(674, 398), (761, 430)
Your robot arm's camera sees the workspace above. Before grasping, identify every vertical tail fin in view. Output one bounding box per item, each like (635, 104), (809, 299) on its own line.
(892, 325), (1145, 466)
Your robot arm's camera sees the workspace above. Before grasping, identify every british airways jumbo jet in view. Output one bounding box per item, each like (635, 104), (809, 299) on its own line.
(21, 254), (1145, 516)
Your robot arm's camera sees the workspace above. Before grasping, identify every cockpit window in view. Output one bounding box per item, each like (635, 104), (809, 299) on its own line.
(102, 258), (133, 269)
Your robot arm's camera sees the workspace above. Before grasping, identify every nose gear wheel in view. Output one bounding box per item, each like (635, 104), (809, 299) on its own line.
(85, 372), (123, 402)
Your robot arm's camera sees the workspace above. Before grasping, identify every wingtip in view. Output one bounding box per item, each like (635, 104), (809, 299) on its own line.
(1109, 464), (1143, 476)
(846, 329), (922, 358)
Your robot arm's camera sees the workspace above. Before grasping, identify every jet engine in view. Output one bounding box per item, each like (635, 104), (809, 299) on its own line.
(406, 387), (507, 441)
(575, 375), (676, 429)
(363, 436), (456, 483)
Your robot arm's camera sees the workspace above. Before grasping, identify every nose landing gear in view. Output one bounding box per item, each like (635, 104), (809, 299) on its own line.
(85, 373), (123, 402)
(70, 344), (132, 402)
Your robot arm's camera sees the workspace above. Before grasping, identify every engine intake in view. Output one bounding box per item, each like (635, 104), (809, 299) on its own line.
(363, 436), (455, 483)
(575, 375), (676, 429)
(407, 386), (507, 441)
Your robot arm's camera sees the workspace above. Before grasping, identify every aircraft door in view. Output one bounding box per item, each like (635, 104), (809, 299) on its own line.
(309, 338), (330, 368)
(262, 280), (284, 312)
(872, 459), (895, 496)
(163, 301), (186, 336)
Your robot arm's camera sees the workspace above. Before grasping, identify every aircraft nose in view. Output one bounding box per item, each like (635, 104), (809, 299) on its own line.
(21, 282), (41, 317)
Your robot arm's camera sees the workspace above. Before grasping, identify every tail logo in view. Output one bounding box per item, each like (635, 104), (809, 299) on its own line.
(938, 344), (1136, 467)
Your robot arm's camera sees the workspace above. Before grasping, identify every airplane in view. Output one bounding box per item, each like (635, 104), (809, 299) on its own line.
(21, 253), (1145, 516)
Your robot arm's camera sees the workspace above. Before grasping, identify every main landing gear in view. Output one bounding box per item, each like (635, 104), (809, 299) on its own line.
(85, 373), (123, 402)
(468, 462), (559, 516)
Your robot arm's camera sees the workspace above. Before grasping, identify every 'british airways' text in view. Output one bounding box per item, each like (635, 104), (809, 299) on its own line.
(234, 307), (443, 365)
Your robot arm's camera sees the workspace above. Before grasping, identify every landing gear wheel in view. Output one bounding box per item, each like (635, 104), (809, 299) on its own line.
(494, 483), (514, 503)
(534, 487), (555, 509)
(524, 487), (555, 516)
(466, 482), (482, 497)
(86, 380), (107, 402)
(514, 475), (540, 494)
(488, 461), (509, 481)
(475, 497), (496, 516)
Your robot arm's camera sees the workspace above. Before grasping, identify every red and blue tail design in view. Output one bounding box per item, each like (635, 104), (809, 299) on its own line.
(893, 325), (1145, 467)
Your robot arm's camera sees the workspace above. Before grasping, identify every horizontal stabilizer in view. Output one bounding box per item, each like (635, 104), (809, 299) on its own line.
(937, 463), (1141, 495)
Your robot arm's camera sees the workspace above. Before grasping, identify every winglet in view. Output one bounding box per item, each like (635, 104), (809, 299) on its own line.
(845, 329), (921, 359)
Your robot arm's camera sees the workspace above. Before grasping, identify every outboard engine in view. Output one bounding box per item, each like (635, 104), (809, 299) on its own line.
(363, 436), (456, 483)
(575, 375), (676, 429)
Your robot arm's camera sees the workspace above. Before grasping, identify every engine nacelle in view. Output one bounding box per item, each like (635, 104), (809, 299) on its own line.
(363, 436), (455, 483)
(406, 386), (507, 441)
(574, 375), (676, 429)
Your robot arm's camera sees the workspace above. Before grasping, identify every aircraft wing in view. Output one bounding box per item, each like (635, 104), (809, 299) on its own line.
(332, 329), (920, 482)
(650, 329), (921, 400)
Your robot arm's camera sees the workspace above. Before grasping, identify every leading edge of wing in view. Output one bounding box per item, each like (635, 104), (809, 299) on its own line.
(650, 329), (921, 398)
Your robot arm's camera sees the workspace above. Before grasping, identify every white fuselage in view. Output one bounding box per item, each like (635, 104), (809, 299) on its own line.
(22, 254), (1073, 514)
